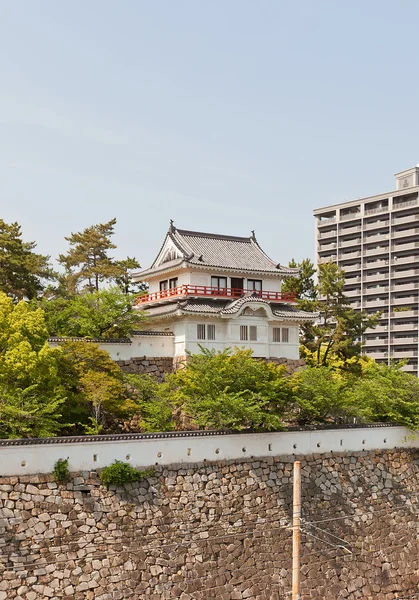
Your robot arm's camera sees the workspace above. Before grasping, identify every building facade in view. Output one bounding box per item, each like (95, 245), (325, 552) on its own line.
(132, 223), (317, 361)
(314, 165), (419, 374)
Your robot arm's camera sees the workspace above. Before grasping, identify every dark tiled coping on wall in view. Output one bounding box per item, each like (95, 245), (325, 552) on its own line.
(48, 332), (174, 343)
(0, 423), (399, 446)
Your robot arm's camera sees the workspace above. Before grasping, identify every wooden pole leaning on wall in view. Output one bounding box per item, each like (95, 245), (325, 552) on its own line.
(292, 460), (301, 600)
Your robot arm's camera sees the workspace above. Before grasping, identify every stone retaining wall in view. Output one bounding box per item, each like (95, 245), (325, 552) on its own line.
(1, 449), (419, 599)
(116, 357), (174, 381)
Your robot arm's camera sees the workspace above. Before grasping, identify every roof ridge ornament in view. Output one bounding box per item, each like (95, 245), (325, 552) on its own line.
(169, 219), (175, 233)
(251, 229), (256, 241)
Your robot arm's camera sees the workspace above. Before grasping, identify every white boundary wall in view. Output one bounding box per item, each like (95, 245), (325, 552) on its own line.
(0, 426), (417, 476)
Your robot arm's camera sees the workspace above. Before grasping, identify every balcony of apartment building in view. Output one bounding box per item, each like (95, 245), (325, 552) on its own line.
(363, 244), (389, 257)
(390, 335), (418, 345)
(365, 324), (389, 334)
(392, 295), (418, 306)
(391, 226), (419, 240)
(363, 218), (389, 231)
(318, 255), (337, 264)
(345, 274), (361, 286)
(391, 348), (418, 358)
(391, 240), (419, 253)
(363, 258), (389, 270)
(363, 296), (388, 309)
(342, 262), (361, 273)
(338, 223), (361, 236)
(392, 193), (419, 212)
(363, 270), (389, 283)
(344, 287), (361, 298)
(318, 228), (337, 240)
(363, 284), (389, 296)
(391, 308), (418, 319)
(391, 267), (419, 279)
(364, 200), (389, 217)
(317, 213), (336, 228)
(391, 211), (419, 226)
(340, 211), (361, 224)
(390, 321), (418, 332)
(363, 336), (389, 347)
(339, 249), (361, 261)
(391, 253), (419, 266)
(363, 232), (389, 245)
(318, 241), (337, 254)
(339, 237), (361, 249)
(391, 281), (419, 293)
(367, 349), (388, 360)
(348, 300), (361, 309)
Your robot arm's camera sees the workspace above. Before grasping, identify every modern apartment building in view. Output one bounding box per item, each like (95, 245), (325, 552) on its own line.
(314, 165), (419, 375)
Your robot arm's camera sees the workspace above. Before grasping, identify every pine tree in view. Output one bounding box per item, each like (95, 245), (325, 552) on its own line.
(0, 219), (54, 300)
(58, 218), (124, 292)
(114, 257), (146, 295)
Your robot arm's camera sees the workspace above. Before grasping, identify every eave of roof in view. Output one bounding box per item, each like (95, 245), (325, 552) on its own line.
(144, 298), (318, 322)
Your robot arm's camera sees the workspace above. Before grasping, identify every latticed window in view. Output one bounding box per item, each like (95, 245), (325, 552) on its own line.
(273, 327), (281, 343)
(240, 325), (248, 341)
(197, 324), (206, 340)
(249, 326), (257, 341)
(207, 324), (216, 340)
(282, 328), (289, 343)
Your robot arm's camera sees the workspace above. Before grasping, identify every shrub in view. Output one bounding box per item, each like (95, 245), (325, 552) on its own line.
(99, 460), (154, 488)
(53, 458), (70, 483)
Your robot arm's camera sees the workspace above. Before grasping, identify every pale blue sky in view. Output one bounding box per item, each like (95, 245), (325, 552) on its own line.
(1, 1), (419, 270)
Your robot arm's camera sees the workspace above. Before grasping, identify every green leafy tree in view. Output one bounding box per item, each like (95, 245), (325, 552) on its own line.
(121, 374), (174, 432)
(350, 361), (419, 429)
(165, 347), (292, 431)
(290, 366), (356, 425)
(42, 287), (145, 337)
(57, 341), (137, 435)
(0, 219), (54, 300)
(59, 218), (124, 292)
(0, 293), (65, 438)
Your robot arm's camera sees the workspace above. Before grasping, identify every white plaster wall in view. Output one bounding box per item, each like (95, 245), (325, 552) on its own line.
(131, 335), (174, 358)
(48, 341), (133, 361)
(0, 426), (415, 476)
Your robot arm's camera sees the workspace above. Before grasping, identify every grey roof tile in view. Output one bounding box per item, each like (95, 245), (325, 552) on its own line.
(145, 297), (317, 322)
(135, 225), (300, 278)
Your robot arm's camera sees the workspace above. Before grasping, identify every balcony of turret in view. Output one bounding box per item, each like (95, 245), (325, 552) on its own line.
(136, 285), (296, 307)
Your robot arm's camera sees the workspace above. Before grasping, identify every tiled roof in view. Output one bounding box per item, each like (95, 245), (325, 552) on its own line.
(145, 298), (317, 322)
(131, 330), (174, 336)
(271, 304), (319, 321)
(48, 337), (132, 344)
(135, 224), (300, 278)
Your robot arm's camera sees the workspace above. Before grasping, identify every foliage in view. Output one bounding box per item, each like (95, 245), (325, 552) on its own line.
(393, 306), (411, 312)
(99, 461), (154, 488)
(350, 362), (419, 429)
(0, 385), (65, 438)
(282, 258), (316, 301)
(57, 341), (136, 435)
(42, 287), (145, 338)
(58, 218), (129, 293)
(290, 366), (357, 425)
(286, 259), (380, 371)
(122, 374), (174, 432)
(0, 293), (66, 438)
(53, 458), (70, 483)
(0, 219), (55, 301)
(114, 257), (147, 295)
(165, 347), (291, 431)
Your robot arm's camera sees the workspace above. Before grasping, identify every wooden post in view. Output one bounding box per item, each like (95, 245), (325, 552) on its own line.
(292, 460), (301, 600)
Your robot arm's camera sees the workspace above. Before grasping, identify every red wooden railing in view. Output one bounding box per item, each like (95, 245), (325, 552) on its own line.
(136, 285), (296, 305)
